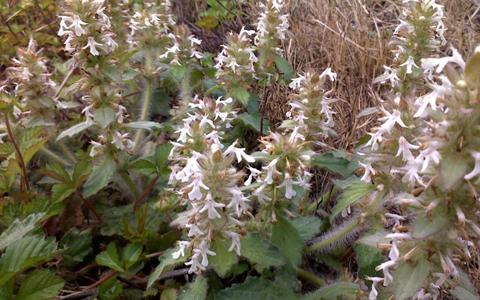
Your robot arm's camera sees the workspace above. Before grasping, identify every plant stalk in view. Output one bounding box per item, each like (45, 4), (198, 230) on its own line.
(40, 146), (70, 166)
(133, 48), (153, 150)
(75, 191), (103, 223)
(305, 217), (359, 253)
(5, 113), (30, 191)
(296, 267), (326, 286)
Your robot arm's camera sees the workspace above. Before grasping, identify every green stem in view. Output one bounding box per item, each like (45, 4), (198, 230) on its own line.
(296, 267), (326, 286)
(40, 147), (69, 166)
(305, 217), (360, 253)
(133, 48), (153, 150)
(58, 141), (77, 163)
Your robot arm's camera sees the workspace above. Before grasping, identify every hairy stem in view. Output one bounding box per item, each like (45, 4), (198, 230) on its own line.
(5, 113), (30, 191)
(40, 146), (70, 166)
(305, 217), (360, 253)
(133, 48), (153, 150)
(307, 186), (338, 213)
(75, 191), (103, 223)
(296, 267), (326, 286)
(59, 141), (78, 163)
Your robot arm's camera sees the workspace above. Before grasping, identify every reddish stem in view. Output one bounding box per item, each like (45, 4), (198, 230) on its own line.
(75, 263), (100, 275)
(166, 211), (182, 238)
(75, 191), (103, 223)
(133, 176), (158, 213)
(83, 270), (118, 291)
(5, 113), (30, 191)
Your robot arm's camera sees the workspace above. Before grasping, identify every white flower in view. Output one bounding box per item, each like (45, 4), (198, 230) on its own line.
(185, 252), (205, 273)
(289, 73), (305, 90)
(245, 167), (261, 185)
(111, 131), (134, 150)
(101, 33), (118, 51)
(396, 136), (420, 162)
(187, 174), (209, 200)
(199, 193), (224, 219)
(375, 260), (396, 286)
(359, 159), (377, 183)
(385, 232), (411, 262)
(82, 104), (95, 125)
(366, 277), (383, 300)
(378, 107), (407, 133)
(320, 67), (337, 81)
(421, 48), (465, 73)
(263, 158), (282, 184)
(400, 56), (419, 74)
(227, 187), (249, 217)
(277, 173), (296, 199)
(71, 15), (87, 36)
(89, 140), (103, 157)
(465, 151), (480, 184)
(225, 231), (241, 255)
(224, 142), (255, 163)
(172, 241), (190, 259)
(82, 37), (103, 56)
(195, 239), (216, 267)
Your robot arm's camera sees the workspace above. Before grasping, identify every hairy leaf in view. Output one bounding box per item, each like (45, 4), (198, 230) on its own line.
(393, 260), (430, 300)
(96, 243), (124, 272)
(302, 282), (359, 300)
(216, 277), (300, 300)
(240, 234), (286, 268)
(332, 182), (376, 218)
(208, 238), (238, 277)
(83, 155), (116, 197)
(0, 213), (45, 250)
(270, 216), (305, 266)
(16, 270), (64, 300)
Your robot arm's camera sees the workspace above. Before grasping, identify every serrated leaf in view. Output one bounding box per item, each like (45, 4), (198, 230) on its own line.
(312, 153), (351, 177)
(393, 260), (430, 300)
(440, 153), (468, 190)
(270, 216), (305, 267)
(233, 87), (250, 106)
(52, 184), (74, 203)
(0, 213), (45, 250)
(291, 216), (322, 240)
(147, 245), (191, 289)
(83, 155), (116, 197)
(102, 66), (122, 83)
(0, 143), (14, 158)
(332, 182), (376, 218)
(44, 163), (72, 184)
(178, 275), (207, 300)
(171, 65), (187, 82)
(123, 243), (143, 270)
(240, 234), (286, 268)
(354, 244), (385, 280)
(22, 137), (48, 164)
(161, 288), (178, 300)
(216, 277), (300, 300)
(96, 243), (124, 272)
(152, 89), (171, 117)
(60, 228), (92, 267)
(125, 121), (164, 131)
(15, 269), (64, 300)
(208, 239), (238, 277)
(412, 206), (450, 239)
(56, 122), (94, 141)
(156, 143), (173, 169)
(123, 69), (140, 81)
(72, 161), (93, 187)
(302, 282), (359, 300)
(237, 113), (270, 133)
(130, 158), (157, 176)
(94, 106), (115, 129)
(274, 55), (292, 82)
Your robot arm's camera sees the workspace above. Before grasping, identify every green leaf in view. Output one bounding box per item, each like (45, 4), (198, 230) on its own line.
(356, 107), (379, 118)
(331, 182), (376, 218)
(130, 158), (157, 176)
(60, 228), (92, 268)
(102, 66), (122, 83)
(238, 113), (270, 133)
(56, 122), (94, 141)
(440, 152), (468, 190)
(274, 55), (292, 82)
(147, 245), (190, 289)
(178, 275), (207, 300)
(15, 270), (64, 300)
(171, 65), (187, 82)
(0, 213), (45, 250)
(216, 277), (300, 300)
(23, 137), (48, 164)
(123, 243), (143, 270)
(152, 89), (171, 117)
(412, 206), (450, 239)
(161, 289), (179, 300)
(291, 216), (322, 240)
(125, 121), (164, 131)
(83, 155), (116, 197)
(0, 236), (61, 285)
(270, 216), (305, 266)
(246, 93), (259, 113)
(45, 163), (72, 185)
(465, 50), (480, 89)
(208, 239), (238, 277)
(302, 282), (359, 300)
(118, 50), (139, 67)
(312, 153), (351, 177)
(99, 274), (123, 300)
(72, 161), (93, 187)
(240, 234), (286, 268)
(156, 143), (173, 169)
(449, 287), (480, 300)
(123, 69), (140, 81)
(96, 243), (125, 272)
(233, 87), (250, 106)
(0, 143), (15, 158)
(94, 106), (115, 129)
(356, 230), (390, 248)
(354, 244), (385, 280)
(393, 260), (430, 300)
(52, 184), (74, 203)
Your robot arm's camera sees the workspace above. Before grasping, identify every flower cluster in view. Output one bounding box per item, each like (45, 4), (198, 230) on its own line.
(160, 25), (203, 66)
(283, 69), (337, 144)
(58, 0), (117, 57)
(169, 96), (254, 273)
(361, 46), (480, 300)
(375, 0), (446, 102)
(214, 28), (258, 102)
(255, 0), (289, 67)
(6, 39), (57, 125)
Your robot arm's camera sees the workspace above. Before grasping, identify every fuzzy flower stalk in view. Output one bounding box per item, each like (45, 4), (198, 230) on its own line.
(169, 96), (254, 274)
(360, 47), (480, 300)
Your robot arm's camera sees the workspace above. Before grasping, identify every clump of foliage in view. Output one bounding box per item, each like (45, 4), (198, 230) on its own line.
(0, 0), (478, 299)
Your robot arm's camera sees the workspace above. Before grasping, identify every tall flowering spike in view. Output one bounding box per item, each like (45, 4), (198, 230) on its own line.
(159, 25), (203, 67)
(283, 69), (337, 144)
(374, 0), (446, 103)
(214, 27), (258, 105)
(254, 0), (289, 69)
(168, 96), (252, 274)
(6, 39), (57, 126)
(361, 47), (480, 299)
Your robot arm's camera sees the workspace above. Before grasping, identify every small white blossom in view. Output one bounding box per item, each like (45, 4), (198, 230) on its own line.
(82, 37), (103, 56)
